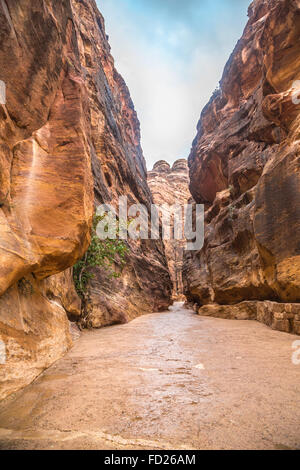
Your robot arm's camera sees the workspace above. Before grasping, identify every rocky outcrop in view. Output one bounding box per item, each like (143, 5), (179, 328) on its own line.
(195, 301), (300, 335)
(0, 0), (171, 400)
(184, 0), (300, 333)
(148, 159), (190, 299)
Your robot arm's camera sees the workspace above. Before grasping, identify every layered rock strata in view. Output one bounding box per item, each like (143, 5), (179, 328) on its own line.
(148, 159), (191, 300)
(0, 0), (171, 400)
(184, 0), (300, 333)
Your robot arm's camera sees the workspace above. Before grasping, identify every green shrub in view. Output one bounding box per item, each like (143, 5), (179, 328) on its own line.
(73, 214), (129, 299)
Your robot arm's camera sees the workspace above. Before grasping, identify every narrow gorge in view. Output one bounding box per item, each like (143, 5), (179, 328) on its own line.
(0, 0), (299, 452)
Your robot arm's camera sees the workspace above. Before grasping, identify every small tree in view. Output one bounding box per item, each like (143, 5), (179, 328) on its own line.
(73, 214), (129, 299)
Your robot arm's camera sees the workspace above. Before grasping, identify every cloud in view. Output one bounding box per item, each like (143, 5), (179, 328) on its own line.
(98, 0), (250, 169)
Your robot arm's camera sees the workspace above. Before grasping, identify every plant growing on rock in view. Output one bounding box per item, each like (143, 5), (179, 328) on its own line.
(73, 214), (129, 300)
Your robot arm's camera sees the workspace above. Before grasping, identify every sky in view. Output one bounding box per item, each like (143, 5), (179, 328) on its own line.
(97, 0), (250, 170)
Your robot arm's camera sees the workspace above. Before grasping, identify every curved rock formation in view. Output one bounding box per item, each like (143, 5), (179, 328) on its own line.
(184, 0), (300, 334)
(0, 0), (171, 400)
(148, 159), (191, 299)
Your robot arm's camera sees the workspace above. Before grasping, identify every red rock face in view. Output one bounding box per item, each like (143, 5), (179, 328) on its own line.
(148, 160), (191, 300)
(71, 0), (172, 328)
(184, 0), (300, 334)
(0, 0), (171, 399)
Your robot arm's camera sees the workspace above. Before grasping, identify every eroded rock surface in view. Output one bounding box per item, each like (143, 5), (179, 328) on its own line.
(0, 0), (171, 400)
(71, 0), (172, 328)
(184, 0), (300, 333)
(148, 160), (191, 299)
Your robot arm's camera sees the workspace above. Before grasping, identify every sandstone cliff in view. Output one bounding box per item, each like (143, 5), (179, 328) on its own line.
(148, 159), (191, 300)
(0, 0), (171, 400)
(184, 0), (300, 334)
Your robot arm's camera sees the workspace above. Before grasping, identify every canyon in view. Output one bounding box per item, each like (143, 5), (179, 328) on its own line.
(184, 0), (300, 334)
(0, 0), (299, 451)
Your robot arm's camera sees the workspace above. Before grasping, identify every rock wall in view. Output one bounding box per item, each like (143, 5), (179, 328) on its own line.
(148, 159), (191, 299)
(0, 0), (171, 400)
(184, 0), (300, 334)
(71, 0), (172, 329)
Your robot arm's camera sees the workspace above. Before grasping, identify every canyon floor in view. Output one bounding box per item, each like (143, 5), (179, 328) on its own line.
(0, 303), (299, 450)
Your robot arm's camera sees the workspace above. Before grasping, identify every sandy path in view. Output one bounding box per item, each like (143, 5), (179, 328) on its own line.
(0, 303), (299, 450)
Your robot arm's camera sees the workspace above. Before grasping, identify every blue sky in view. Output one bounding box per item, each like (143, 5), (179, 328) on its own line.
(97, 0), (250, 169)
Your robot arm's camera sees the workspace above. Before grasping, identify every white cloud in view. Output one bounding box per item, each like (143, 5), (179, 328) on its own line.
(98, 0), (249, 169)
